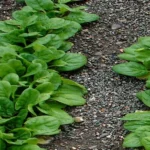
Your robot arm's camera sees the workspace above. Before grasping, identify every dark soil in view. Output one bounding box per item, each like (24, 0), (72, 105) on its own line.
(1, 0), (150, 150)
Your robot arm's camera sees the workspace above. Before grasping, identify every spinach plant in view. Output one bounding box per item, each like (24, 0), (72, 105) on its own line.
(0, 0), (99, 149)
(113, 37), (150, 150)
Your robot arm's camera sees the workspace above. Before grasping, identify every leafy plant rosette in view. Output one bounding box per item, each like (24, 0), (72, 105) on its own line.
(0, 0), (99, 149)
(113, 37), (150, 150)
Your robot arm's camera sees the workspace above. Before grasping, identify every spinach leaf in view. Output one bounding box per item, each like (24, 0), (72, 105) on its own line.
(113, 62), (149, 77)
(0, 97), (15, 117)
(65, 11), (99, 24)
(51, 93), (86, 106)
(0, 81), (12, 98)
(15, 88), (40, 110)
(25, 0), (54, 11)
(36, 82), (54, 94)
(123, 133), (142, 148)
(24, 116), (60, 135)
(23, 63), (42, 77)
(3, 73), (19, 85)
(52, 53), (87, 71)
(122, 111), (150, 121)
(137, 90), (150, 107)
(38, 103), (74, 124)
(0, 63), (16, 78)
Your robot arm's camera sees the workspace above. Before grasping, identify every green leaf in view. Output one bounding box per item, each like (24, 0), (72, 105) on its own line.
(25, 0), (54, 11)
(138, 37), (150, 47)
(135, 126), (150, 138)
(141, 137), (150, 150)
(23, 63), (42, 77)
(53, 53), (87, 71)
(6, 138), (38, 145)
(146, 78), (150, 88)
(32, 59), (48, 70)
(113, 62), (149, 77)
(118, 53), (138, 62)
(27, 34), (63, 49)
(38, 103), (74, 124)
(122, 111), (150, 121)
(0, 81), (11, 98)
(8, 59), (26, 76)
(0, 46), (17, 57)
(62, 78), (87, 94)
(48, 70), (62, 90)
(59, 41), (73, 52)
(15, 88), (40, 110)
(137, 90), (150, 107)
(0, 97), (15, 117)
(8, 144), (46, 150)
(11, 128), (31, 140)
(34, 70), (50, 83)
(48, 18), (70, 29)
(51, 93), (86, 106)
(124, 43), (145, 54)
(54, 21), (81, 40)
(0, 30), (26, 45)
(0, 21), (17, 33)
(3, 73), (19, 85)
(34, 48), (65, 63)
(24, 116), (60, 135)
(19, 32), (41, 37)
(124, 120), (150, 132)
(0, 63), (16, 78)
(123, 133), (142, 148)
(65, 11), (99, 24)
(36, 82), (54, 94)
(0, 117), (18, 125)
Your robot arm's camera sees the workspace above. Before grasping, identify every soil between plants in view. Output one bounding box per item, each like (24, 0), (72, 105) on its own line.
(1, 0), (150, 150)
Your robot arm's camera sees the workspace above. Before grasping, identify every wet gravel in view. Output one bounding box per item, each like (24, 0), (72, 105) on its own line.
(1, 0), (150, 150)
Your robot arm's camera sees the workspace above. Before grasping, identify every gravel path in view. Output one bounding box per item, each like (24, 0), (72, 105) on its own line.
(1, 0), (150, 150)
(47, 1), (150, 150)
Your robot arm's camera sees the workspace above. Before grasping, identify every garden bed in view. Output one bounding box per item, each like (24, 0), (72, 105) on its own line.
(0, 0), (150, 150)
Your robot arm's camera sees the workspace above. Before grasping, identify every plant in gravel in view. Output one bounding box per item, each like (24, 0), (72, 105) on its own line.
(113, 37), (150, 150)
(0, 0), (99, 149)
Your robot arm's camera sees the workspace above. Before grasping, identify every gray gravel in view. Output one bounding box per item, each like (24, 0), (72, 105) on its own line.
(1, 0), (150, 150)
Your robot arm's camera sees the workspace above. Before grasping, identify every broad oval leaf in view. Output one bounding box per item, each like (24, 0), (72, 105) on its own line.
(0, 81), (12, 98)
(38, 103), (74, 125)
(113, 62), (149, 77)
(3, 73), (19, 85)
(25, 0), (54, 11)
(53, 53), (87, 71)
(36, 82), (54, 94)
(122, 111), (150, 121)
(124, 120), (150, 132)
(23, 63), (42, 77)
(51, 93), (86, 106)
(15, 88), (40, 110)
(137, 90), (150, 107)
(65, 11), (99, 24)
(0, 63), (15, 78)
(0, 97), (15, 117)
(24, 116), (60, 135)
(123, 133), (142, 148)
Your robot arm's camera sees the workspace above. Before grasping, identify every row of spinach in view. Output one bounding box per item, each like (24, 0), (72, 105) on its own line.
(113, 37), (150, 150)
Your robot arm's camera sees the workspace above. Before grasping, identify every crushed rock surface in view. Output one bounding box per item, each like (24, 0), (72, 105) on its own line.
(1, 0), (150, 150)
